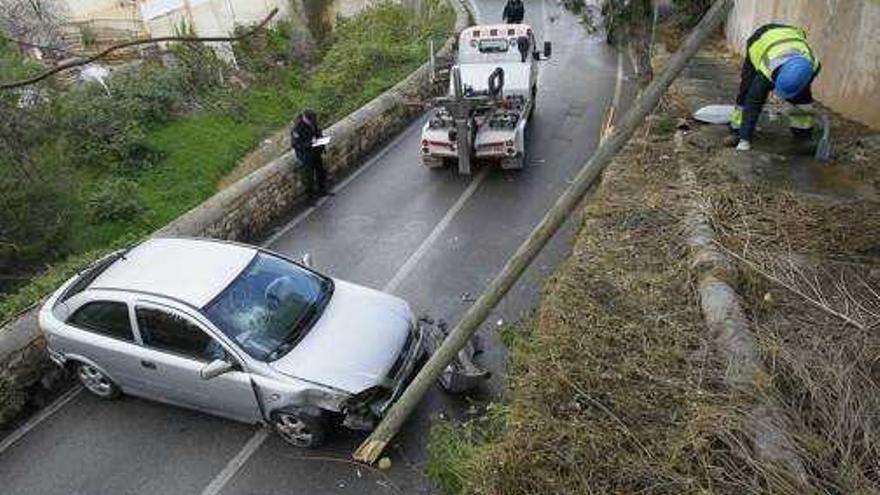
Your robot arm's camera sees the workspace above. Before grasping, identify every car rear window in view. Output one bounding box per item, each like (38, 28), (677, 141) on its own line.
(68, 301), (134, 342)
(61, 251), (128, 303)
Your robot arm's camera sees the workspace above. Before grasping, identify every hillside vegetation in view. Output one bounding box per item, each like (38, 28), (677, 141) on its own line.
(0, 0), (453, 323)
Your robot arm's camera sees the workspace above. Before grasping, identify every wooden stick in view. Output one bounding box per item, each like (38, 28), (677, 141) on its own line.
(353, 0), (734, 464)
(0, 8), (278, 90)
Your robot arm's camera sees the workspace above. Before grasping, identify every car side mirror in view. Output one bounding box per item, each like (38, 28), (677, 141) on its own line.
(543, 41), (552, 59)
(301, 253), (312, 268)
(200, 359), (234, 380)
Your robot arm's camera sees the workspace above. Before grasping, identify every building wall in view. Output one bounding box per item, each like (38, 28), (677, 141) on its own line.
(725, 0), (880, 129)
(61, 0), (376, 38)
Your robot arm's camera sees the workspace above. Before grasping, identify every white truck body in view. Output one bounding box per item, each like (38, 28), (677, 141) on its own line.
(421, 24), (546, 170)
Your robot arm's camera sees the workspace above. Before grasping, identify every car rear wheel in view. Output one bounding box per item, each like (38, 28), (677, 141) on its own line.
(272, 411), (325, 448)
(76, 363), (120, 399)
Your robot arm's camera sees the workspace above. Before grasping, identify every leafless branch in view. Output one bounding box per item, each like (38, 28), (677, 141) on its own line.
(715, 241), (879, 331)
(0, 7), (278, 90)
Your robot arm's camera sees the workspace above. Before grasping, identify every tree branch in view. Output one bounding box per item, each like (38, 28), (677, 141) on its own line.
(0, 7), (278, 91)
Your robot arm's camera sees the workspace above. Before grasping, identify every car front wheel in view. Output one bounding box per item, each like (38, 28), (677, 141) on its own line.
(272, 410), (325, 448)
(75, 363), (121, 399)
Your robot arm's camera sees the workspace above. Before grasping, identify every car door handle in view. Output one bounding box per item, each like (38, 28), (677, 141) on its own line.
(140, 360), (157, 370)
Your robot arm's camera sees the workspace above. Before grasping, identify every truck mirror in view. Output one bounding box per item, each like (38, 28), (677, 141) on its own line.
(543, 41), (552, 59)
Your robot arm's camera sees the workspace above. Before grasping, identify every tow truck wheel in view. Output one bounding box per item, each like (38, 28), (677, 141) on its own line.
(272, 410), (326, 448)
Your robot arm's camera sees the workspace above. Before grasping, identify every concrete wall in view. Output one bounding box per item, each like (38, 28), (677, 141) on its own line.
(725, 0), (880, 129)
(0, 0), (468, 423)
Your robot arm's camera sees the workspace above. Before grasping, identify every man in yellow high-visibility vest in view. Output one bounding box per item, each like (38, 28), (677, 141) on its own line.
(729, 24), (821, 151)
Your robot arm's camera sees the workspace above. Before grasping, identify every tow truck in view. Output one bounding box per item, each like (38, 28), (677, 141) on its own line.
(421, 24), (552, 174)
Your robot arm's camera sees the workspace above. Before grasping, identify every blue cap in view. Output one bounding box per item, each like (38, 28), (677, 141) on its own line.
(774, 56), (813, 99)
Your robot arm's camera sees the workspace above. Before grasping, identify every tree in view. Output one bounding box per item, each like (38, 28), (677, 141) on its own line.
(0, 0), (69, 59)
(604, 0), (654, 82)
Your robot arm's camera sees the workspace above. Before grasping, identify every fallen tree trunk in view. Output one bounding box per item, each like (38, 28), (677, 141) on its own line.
(679, 138), (809, 486)
(353, 0), (735, 465)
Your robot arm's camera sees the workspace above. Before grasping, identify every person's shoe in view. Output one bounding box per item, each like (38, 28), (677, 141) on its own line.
(735, 140), (752, 151)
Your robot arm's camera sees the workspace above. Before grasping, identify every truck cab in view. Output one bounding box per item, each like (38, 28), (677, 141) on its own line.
(421, 24), (550, 171)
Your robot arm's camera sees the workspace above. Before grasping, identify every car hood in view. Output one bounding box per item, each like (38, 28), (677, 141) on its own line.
(457, 62), (531, 95)
(269, 280), (413, 394)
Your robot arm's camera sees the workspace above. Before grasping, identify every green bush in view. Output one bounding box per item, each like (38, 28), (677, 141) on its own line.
(110, 65), (186, 124)
(87, 178), (144, 223)
(55, 89), (159, 173)
(0, 157), (71, 274)
(0, 375), (26, 425)
(233, 21), (296, 77)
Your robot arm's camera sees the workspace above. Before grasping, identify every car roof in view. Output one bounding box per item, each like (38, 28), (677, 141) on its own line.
(89, 238), (257, 308)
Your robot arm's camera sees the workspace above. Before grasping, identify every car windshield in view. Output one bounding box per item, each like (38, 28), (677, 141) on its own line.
(203, 253), (333, 362)
(478, 38), (509, 53)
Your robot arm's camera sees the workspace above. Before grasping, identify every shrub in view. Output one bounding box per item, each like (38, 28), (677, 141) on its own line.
(0, 375), (26, 425)
(170, 22), (229, 101)
(54, 88), (158, 172)
(233, 21), (298, 77)
(109, 65), (186, 124)
(87, 177), (144, 223)
(0, 156), (71, 274)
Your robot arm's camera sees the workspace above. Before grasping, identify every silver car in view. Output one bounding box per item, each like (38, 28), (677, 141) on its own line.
(38, 237), (425, 447)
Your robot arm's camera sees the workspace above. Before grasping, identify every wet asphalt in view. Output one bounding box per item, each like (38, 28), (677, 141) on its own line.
(0, 1), (636, 493)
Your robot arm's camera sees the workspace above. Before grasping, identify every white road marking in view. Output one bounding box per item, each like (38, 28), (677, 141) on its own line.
(0, 386), (83, 455)
(199, 428), (269, 495)
(540, 0), (548, 40)
(383, 167), (489, 294)
(262, 119), (423, 248)
(612, 50), (624, 113)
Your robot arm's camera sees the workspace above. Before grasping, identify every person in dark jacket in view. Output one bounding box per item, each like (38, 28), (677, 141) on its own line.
(291, 110), (331, 200)
(729, 24), (820, 151)
(503, 0), (525, 24)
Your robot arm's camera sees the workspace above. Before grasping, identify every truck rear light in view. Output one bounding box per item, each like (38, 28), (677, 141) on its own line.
(421, 139), (428, 146)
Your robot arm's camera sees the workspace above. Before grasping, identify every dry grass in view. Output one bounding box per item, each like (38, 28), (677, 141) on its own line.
(682, 87), (880, 492)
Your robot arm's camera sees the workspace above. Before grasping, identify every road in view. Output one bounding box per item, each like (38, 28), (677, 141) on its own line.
(0, 1), (636, 493)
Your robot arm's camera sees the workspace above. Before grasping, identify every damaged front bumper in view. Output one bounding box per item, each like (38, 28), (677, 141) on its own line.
(342, 317), (490, 430)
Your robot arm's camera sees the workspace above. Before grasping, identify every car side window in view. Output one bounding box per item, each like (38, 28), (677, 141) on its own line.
(68, 301), (134, 342)
(136, 307), (224, 362)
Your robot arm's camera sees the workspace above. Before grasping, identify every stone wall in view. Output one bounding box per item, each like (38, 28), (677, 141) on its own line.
(725, 0), (880, 129)
(0, 0), (468, 426)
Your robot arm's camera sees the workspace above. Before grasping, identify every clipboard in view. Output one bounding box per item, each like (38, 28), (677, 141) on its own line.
(312, 136), (331, 147)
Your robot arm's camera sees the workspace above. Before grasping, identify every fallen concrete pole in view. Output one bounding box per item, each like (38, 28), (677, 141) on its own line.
(353, 0), (734, 464)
